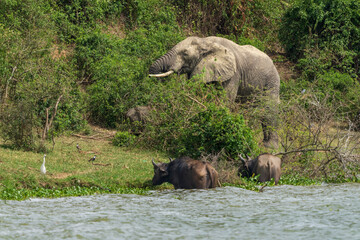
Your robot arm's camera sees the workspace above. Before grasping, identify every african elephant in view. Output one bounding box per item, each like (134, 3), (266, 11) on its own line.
(149, 36), (280, 148)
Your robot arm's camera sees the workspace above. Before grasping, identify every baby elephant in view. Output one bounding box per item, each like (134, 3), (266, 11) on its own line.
(238, 154), (281, 185)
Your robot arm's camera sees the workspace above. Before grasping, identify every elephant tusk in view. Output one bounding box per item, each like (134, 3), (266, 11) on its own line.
(149, 70), (174, 77)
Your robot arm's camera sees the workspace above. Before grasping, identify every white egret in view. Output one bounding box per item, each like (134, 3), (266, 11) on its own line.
(41, 154), (46, 175)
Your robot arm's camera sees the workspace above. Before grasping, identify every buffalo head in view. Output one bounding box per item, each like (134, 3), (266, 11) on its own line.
(152, 159), (170, 186)
(237, 154), (252, 178)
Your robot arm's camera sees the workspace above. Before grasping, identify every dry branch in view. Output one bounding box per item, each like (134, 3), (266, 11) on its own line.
(278, 91), (360, 179)
(2, 66), (17, 105)
(42, 94), (63, 141)
(274, 148), (337, 156)
(185, 94), (207, 109)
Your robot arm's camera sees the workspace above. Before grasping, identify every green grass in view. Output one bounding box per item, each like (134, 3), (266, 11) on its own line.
(0, 132), (174, 200)
(0, 127), (357, 200)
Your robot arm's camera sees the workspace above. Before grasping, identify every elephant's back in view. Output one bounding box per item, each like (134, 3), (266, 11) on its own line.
(205, 36), (271, 61)
(237, 45), (273, 63)
(237, 45), (280, 92)
(205, 36), (280, 97)
(204, 36), (269, 55)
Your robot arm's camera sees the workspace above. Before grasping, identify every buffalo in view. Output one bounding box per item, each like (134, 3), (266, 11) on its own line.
(238, 153), (281, 185)
(151, 156), (219, 189)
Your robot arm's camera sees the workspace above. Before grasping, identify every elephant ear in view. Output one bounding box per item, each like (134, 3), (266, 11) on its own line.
(191, 42), (236, 83)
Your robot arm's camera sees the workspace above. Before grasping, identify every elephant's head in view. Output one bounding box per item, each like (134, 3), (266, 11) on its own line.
(149, 37), (236, 83)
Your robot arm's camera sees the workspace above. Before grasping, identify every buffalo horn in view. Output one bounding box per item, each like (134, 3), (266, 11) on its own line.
(169, 157), (173, 162)
(152, 159), (158, 167)
(238, 154), (247, 164)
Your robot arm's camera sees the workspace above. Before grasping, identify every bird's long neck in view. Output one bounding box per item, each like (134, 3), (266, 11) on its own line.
(43, 157), (46, 164)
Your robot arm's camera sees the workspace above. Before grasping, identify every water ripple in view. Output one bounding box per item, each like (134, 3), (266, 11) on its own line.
(1, 184), (360, 239)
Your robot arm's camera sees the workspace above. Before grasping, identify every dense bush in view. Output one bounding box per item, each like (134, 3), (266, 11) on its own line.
(315, 71), (360, 124)
(0, 0), (185, 148)
(50, 0), (124, 43)
(277, 86), (360, 180)
(176, 104), (258, 159)
(172, 0), (289, 47)
(0, 0), (86, 150)
(112, 131), (136, 147)
(74, 0), (184, 127)
(138, 76), (258, 159)
(0, 101), (38, 150)
(0, 53), (86, 150)
(279, 0), (360, 77)
(282, 70), (360, 122)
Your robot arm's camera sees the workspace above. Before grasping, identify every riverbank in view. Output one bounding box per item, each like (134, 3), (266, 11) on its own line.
(1, 127), (358, 200)
(0, 127), (168, 200)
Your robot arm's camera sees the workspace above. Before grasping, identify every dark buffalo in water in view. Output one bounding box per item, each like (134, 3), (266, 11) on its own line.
(152, 156), (219, 189)
(238, 154), (281, 185)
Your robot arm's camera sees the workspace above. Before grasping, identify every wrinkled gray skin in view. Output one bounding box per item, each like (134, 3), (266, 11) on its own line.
(149, 36), (280, 148)
(238, 154), (281, 185)
(126, 106), (151, 123)
(152, 156), (219, 189)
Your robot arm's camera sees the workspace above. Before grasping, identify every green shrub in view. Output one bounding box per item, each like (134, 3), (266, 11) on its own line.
(50, 0), (124, 43)
(317, 71), (360, 120)
(139, 76), (258, 159)
(50, 0), (184, 128)
(171, 0), (288, 47)
(281, 69), (360, 124)
(0, 101), (39, 150)
(112, 131), (136, 147)
(176, 104), (258, 159)
(140, 76), (225, 153)
(0, 0), (88, 150)
(0, 55), (86, 150)
(278, 82), (360, 181)
(279, 0), (360, 77)
(82, 0), (183, 127)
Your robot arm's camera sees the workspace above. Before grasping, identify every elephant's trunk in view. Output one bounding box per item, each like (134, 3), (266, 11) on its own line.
(149, 48), (177, 77)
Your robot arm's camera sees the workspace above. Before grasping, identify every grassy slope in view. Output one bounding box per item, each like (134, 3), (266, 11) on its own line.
(0, 125), (326, 200)
(0, 127), (175, 200)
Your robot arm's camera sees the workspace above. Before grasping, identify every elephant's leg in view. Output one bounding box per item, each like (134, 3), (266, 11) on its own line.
(262, 121), (279, 149)
(261, 122), (270, 142)
(261, 96), (279, 149)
